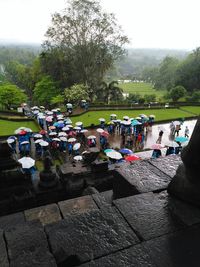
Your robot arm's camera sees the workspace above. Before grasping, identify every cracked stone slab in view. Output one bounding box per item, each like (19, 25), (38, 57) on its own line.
(92, 190), (113, 209)
(58, 195), (98, 218)
(24, 203), (62, 226)
(5, 221), (56, 267)
(0, 230), (9, 267)
(79, 243), (157, 267)
(148, 154), (182, 178)
(144, 223), (200, 267)
(46, 207), (139, 265)
(0, 212), (25, 230)
(113, 160), (172, 198)
(114, 192), (184, 240)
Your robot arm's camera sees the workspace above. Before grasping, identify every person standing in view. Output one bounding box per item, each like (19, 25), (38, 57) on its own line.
(185, 126), (189, 138)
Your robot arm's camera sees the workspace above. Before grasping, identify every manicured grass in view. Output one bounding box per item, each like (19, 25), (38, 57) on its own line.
(71, 108), (194, 127)
(0, 120), (40, 136)
(120, 82), (165, 99)
(180, 106), (200, 115)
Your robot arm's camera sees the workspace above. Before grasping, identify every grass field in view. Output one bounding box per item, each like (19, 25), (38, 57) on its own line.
(71, 108), (194, 127)
(0, 120), (40, 136)
(119, 82), (165, 99)
(180, 106), (200, 115)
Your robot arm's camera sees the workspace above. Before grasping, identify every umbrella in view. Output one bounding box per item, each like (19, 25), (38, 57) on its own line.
(51, 109), (58, 112)
(39, 130), (47, 135)
(116, 119), (121, 123)
(96, 128), (104, 133)
(149, 115), (155, 118)
(40, 106), (45, 109)
(106, 151), (122, 160)
(80, 129), (88, 133)
(66, 103), (72, 108)
(139, 114), (147, 118)
(107, 121), (114, 125)
(123, 116), (129, 120)
(39, 141), (49, 147)
(135, 117), (141, 120)
(165, 141), (179, 148)
(20, 141), (29, 145)
(73, 143), (81, 150)
(119, 148), (133, 155)
(58, 132), (67, 137)
(7, 138), (15, 144)
(131, 120), (141, 126)
(49, 132), (57, 136)
(99, 118), (105, 122)
(57, 120), (64, 124)
(62, 126), (70, 131)
(19, 130), (27, 135)
(74, 126), (81, 131)
(49, 126), (56, 130)
(68, 138), (76, 142)
(24, 128), (32, 133)
(125, 155), (140, 162)
(101, 131), (109, 138)
(46, 111), (53, 116)
(34, 133), (43, 138)
(53, 122), (59, 127)
(104, 148), (115, 154)
(67, 125), (73, 128)
(34, 139), (43, 144)
(31, 106), (39, 110)
(75, 122), (83, 126)
(110, 114), (117, 117)
(151, 144), (164, 150)
(33, 110), (39, 115)
(173, 121), (181, 126)
(8, 136), (17, 140)
(46, 116), (53, 122)
(57, 123), (65, 128)
(122, 120), (131, 126)
(65, 119), (72, 124)
(60, 137), (68, 142)
(81, 100), (86, 103)
(52, 138), (61, 142)
(14, 127), (26, 134)
(18, 157), (35, 169)
(74, 155), (83, 161)
(87, 135), (96, 139)
(182, 141), (189, 148)
(175, 136), (189, 143)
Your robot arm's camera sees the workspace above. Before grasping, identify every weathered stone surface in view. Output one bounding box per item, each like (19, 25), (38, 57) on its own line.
(0, 212), (25, 230)
(114, 192), (184, 240)
(46, 207), (139, 265)
(159, 191), (200, 226)
(0, 230), (9, 267)
(144, 223), (200, 267)
(113, 160), (171, 198)
(5, 221), (56, 266)
(80, 243), (156, 267)
(25, 203), (62, 225)
(149, 154), (182, 178)
(92, 190), (113, 209)
(58, 195), (98, 218)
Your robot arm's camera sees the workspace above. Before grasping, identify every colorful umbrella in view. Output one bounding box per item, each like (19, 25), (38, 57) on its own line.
(119, 148), (133, 155)
(39, 130), (47, 135)
(49, 126), (56, 130)
(175, 136), (189, 143)
(19, 130), (27, 135)
(46, 116), (53, 122)
(101, 131), (109, 138)
(125, 155), (140, 162)
(96, 128), (104, 133)
(151, 144), (164, 150)
(104, 148), (115, 154)
(106, 151), (122, 160)
(131, 119), (141, 126)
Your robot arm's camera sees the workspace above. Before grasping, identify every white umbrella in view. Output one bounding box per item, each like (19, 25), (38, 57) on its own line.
(74, 126), (81, 131)
(20, 141), (29, 145)
(52, 138), (61, 142)
(31, 106), (39, 110)
(51, 109), (58, 112)
(49, 132), (57, 136)
(99, 118), (105, 122)
(18, 157), (35, 169)
(58, 132), (67, 137)
(68, 138), (76, 142)
(87, 135), (96, 139)
(165, 141), (179, 148)
(33, 110), (39, 115)
(62, 127), (70, 131)
(80, 129), (88, 133)
(74, 155), (83, 161)
(106, 151), (122, 160)
(139, 114), (147, 118)
(34, 134), (43, 138)
(149, 115), (155, 118)
(116, 119), (122, 123)
(65, 119), (72, 124)
(96, 128), (104, 133)
(110, 114), (117, 117)
(40, 106), (45, 109)
(135, 117), (141, 120)
(34, 139), (43, 144)
(39, 141), (49, 147)
(7, 138), (15, 144)
(46, 111), (53, 116)
(60, 137), (68, 142)
(73, 143), (81, 150)
(14, 127), (27, 134)
(121, 120), (131, 126)
(66, 103), (72, 108)
(75, 122), (83, 126)
(123, 116), (129, 120)
(67, 125), (73, 128)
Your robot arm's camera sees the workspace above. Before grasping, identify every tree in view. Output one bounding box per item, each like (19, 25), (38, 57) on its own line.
(51, 94), (65, 105)
(42, 0), (128, 93)
(64, 84), (89, 104)
(33, 76), (60, 106)
(169, 85), (186, 102)
(144, 94), (156, 103)
(0, 84), (27, 109)
(97, 81), (123, 104)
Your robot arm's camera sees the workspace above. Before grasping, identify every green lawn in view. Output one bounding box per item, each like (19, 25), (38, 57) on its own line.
(119, 82), (165, 99)
(71, 108), (194, 127)
(0, 120), (40, 136)
(180, 106), (200, 115)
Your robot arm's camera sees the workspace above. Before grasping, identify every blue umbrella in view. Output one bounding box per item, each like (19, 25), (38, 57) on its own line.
(53, 122), (59, 127)
(175, 136), (189, 143)
(104, 149), (115, 154)
(57, 123), (65, 128)
(131, 119), (141, 126)
(119, 148), (133, 155)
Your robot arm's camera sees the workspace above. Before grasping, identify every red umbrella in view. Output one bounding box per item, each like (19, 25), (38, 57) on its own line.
(125, 155), (140, 162)
(40, 130), (47, 135)
(19, 130), (27, 135)
(101, 131), (109, 138)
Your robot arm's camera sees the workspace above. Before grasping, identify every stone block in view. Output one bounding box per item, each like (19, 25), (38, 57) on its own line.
(0, 212), (25, 230)
(45, 207), (139, 265)
(0, 230), (9, 267)
(113, 160), (171, 199)
(25, 203), (62, 225)
(114, 192), (184, 240)
(5, 221), (56, 266)
(58, 195), (98, 218)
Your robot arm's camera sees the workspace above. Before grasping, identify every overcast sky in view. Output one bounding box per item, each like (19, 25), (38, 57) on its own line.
(0, 0), (200, 50)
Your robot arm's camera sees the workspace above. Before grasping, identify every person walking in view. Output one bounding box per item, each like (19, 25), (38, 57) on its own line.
(185, 126), (189, 138)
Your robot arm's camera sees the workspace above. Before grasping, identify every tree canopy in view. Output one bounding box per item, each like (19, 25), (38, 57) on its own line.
(64, 84), (89, 104)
